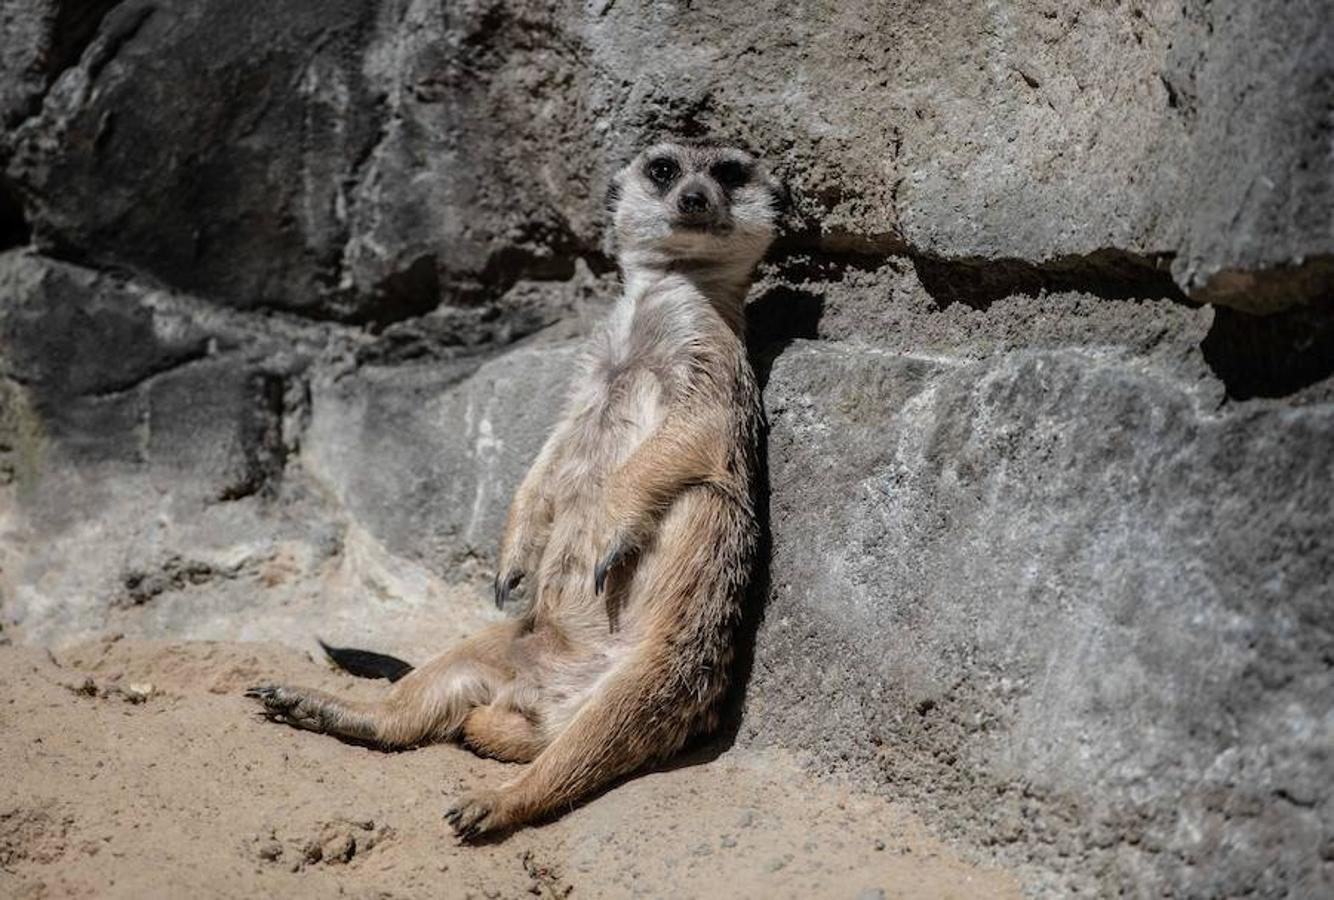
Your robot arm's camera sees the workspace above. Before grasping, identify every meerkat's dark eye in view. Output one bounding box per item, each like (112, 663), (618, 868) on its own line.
(710, 160), (749, 189)
(646, 157), (680, 187)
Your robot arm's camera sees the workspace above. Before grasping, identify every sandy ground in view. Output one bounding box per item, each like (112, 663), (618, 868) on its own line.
(0, 635), (1022, 899)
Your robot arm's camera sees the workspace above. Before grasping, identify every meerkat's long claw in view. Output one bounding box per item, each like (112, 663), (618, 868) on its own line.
(593, 555), (610, 594)
(494, 571), (522, 609)
(594, 544), (628, 595)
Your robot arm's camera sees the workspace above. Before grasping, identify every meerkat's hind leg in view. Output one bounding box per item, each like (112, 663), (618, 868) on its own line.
(248, 620), (527, 749)
(444, 655), (692, 841)
(462, 704), (546, 763)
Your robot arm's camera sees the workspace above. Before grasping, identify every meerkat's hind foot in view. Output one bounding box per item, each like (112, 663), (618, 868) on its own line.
(317, 638), (414, 682)
(445, 788), (513, 842)
(244, 683), (379, 744)
(244, 684), (288, 711)
(245, 683), (324, 731)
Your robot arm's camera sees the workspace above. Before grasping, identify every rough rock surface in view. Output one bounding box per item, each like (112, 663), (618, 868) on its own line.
(1, 1), (1331, 896)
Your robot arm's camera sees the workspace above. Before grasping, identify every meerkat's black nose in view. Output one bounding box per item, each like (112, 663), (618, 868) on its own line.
(678, 190), (709, 215)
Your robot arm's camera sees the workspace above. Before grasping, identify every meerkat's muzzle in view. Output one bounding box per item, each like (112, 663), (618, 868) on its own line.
(679, 189), (708, 214)
(670, 177), (729, 233)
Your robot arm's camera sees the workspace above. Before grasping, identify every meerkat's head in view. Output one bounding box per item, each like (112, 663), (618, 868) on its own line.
(607, 141), (785, 271)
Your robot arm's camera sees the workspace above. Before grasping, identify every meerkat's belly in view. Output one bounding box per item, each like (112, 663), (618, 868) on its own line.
(530, 363), (668, 640)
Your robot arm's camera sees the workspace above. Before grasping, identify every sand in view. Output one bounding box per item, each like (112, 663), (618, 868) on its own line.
(1, 635), (1021, 899)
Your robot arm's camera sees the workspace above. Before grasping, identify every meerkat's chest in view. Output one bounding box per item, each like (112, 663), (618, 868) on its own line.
(573, 346), (673, 448)
(559, 301), (697, 472)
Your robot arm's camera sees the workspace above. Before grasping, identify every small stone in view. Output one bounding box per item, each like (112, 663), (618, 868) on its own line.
(874, 839), (885, 851)
(125, 682), (154, 703)
(257, 841), (283, 862)
(720, 835), (737, 849)
(322, 833), (356, 864)
(764, 857), (786, 873)
(736, 809), (756, 828)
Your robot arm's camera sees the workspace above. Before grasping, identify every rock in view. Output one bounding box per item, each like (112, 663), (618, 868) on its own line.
(2, 0), (608, 324)
(0, 252), (301, 494)
(748, 340), (1334, 897)
(302, 342), (579, 574)
(0, 252), (209, 407)
(0, 1), (123, 131)
(5, 1), (384, 317)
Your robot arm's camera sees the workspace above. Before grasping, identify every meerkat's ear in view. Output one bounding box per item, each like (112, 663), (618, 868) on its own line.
(768, 177), (790, 216)
(602, 173), (623, 258)
(604, 176), (623, 214)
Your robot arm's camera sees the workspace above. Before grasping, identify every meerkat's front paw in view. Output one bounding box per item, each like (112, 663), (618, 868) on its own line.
(495, 536), (545, 610)
(445, 788), (513, 841)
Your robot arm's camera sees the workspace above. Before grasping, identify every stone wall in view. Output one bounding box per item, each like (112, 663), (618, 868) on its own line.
(2, 1), (1330, 894)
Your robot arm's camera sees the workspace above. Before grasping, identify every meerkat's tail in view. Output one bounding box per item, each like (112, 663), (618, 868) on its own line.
(317, 638), (414, 683)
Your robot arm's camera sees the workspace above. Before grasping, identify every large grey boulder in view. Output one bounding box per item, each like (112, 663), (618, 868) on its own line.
(302, 342), (579, 575)
(3, 0), (604, 322)
(0, 247), (600, 643)
(750, 339), (1332, 895)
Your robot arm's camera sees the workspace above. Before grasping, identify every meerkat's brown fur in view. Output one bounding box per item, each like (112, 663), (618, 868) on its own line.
(247, 140), (784, 839)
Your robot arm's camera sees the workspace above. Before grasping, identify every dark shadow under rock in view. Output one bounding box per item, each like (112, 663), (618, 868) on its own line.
(1202, 298), (1334, 401)
(912, 248), (1188, 311)
(746, 284), (825, 391)
(0, 179), (30, 251)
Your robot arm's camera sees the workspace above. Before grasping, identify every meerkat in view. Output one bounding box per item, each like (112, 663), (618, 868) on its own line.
(246, 139), (785, 839)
